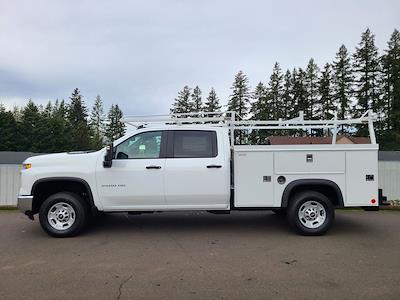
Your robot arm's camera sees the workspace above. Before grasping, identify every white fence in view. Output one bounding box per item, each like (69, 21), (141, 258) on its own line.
(1, 161), (400, 207)
(379, 161), (400, 201)
(0, 165), (21, 206)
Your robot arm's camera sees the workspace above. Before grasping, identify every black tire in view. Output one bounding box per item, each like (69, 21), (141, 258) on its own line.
(272, 209), (286, 216)
(286, 191), (334, 236)
(39, 192), (88, 238)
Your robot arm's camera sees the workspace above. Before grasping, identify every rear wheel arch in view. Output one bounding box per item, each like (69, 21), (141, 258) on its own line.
(31, 177), (97, 214)
(281, 179), (344, 208)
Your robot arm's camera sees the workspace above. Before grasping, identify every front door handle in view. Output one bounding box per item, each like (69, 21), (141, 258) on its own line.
(207, 165), (222, 169)
(146, 165), (162, 169)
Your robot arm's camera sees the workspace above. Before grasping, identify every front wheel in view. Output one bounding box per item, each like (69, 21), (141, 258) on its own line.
(39, 192), (88, 237)
(287, 191), (334, 236)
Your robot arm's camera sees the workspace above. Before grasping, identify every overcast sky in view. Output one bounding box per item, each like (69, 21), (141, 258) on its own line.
(0, 0), (399, 115)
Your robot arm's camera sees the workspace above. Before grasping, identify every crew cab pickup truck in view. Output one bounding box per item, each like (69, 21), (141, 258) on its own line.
(17, 111), (385, 237)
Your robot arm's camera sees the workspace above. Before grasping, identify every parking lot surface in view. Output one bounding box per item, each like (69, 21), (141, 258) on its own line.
(0, 210), (399, 299)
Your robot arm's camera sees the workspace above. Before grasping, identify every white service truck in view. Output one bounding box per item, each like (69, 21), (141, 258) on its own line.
(17, 111), (387, 237)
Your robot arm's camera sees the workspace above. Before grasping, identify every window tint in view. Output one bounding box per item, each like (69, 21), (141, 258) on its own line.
(173, 131), (217, 158)
(115, 131), (162, 159)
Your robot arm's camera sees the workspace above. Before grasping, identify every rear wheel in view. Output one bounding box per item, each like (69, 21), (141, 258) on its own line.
(287, 191), (334, 236)
(39, 192), (88, 237)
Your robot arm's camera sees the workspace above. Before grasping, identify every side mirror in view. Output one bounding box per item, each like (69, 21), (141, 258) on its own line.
(103, 144), (113, 168)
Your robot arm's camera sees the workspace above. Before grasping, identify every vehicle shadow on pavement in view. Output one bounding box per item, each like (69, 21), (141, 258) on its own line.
(82, 211), (375, 237)
(86, 211), (291, 235)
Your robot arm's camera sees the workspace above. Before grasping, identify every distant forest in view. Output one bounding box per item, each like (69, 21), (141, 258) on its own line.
(0, 88), (126, 152)
(1, 28), (399, 152)
(171, 28), (400, 149)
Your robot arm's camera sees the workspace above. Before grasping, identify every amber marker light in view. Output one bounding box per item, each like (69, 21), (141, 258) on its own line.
(22, 163), (32, 169)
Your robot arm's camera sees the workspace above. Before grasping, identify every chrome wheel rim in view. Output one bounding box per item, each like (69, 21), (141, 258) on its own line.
(298, 201), (326, 229)
(47, 202), (76, 231)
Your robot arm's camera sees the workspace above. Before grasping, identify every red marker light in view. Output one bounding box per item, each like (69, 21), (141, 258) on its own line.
(371, 199), (376, 204)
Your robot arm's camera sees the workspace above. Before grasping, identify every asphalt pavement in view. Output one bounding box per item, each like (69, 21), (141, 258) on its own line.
(0, 210), (399, 299)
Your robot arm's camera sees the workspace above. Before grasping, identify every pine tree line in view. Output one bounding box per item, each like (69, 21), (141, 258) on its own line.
(170, 85), (222, 114)
(1, 28), (399, 151)
(170, 28), (400, 149)
(0, 88), (126, 152)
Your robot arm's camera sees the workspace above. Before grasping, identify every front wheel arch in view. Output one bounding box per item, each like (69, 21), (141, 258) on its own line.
(31, 177), (97, 214)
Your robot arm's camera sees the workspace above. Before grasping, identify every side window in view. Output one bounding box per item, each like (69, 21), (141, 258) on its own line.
(115, 131), (162, 159)
(173, 131), (217, 158)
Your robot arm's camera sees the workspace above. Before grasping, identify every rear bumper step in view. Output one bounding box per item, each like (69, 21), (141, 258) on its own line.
(379, 189), (390, 206)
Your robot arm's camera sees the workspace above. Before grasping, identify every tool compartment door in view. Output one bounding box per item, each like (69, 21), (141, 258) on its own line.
(234, 150), (274, 207)
(345, 150), (378, 206)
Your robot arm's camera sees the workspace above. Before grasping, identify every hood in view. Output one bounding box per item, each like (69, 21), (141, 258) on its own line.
(23, 150), (103, 167)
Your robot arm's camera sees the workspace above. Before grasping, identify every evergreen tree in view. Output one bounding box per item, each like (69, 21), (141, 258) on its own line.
(292, 68), (308, 118)
(332, 45), (354, 133)
(37, 101), (54, 152)
(170, 86), (193, 114)
(353, 28), (382, 136)
(12, 105), (22, 122)
(37, 101), (67, 153)
(282, 69), (295, 119)
(19, 100), (42, 152)
(227, 71), (251, 144)
(43, 101), (53, 117)
(318, 63), (335, 120)
(291, 68), (309, 136)
(204, 88), (221, 112)
(105, 104), (126, 143)
(0, 104), (18, 151)
(90, 95), (106, 149)
(385, 29), (400, 130)
(305, 58), (320, 119)
(250, 82), (270, 143)
(68, 89), (87, 123)
(67, 88), (90, 150)
(53, 99), (68, 119)
(51, 99), (73, 152)
(251, 82), (269, 120)
(267, 62), (284, 119)
(191, 86), (202, 112)
(227, 71), (251, 117)
(381, 29), (400, 149)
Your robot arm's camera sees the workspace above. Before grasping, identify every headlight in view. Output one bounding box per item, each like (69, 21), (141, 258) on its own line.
(22, 163), (32, 169)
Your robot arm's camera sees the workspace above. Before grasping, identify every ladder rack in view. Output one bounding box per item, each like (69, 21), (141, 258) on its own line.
(121, 110), (377, 145)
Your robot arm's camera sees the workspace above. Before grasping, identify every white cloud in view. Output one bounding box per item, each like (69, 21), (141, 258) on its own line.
(0, 0), (399, 115)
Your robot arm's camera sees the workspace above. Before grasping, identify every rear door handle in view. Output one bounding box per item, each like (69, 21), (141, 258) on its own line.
(146, 165), (162, 169)
(207, 165), (222, 169)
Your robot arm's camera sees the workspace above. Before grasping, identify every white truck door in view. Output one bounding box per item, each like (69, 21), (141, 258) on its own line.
(96, 131), (166, 210)
(164, 130), (230, 209)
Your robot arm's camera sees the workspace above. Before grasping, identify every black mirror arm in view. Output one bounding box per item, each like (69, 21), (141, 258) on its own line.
(103, 144), (114, 168)
(103, 160), (112, 168)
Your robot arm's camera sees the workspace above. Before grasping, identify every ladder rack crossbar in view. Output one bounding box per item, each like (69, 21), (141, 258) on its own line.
(121, 110), (377, 144)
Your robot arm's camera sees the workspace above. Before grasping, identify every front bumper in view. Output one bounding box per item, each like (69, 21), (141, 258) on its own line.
(17, 195), (33, 214)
